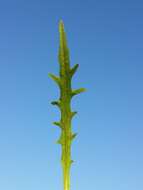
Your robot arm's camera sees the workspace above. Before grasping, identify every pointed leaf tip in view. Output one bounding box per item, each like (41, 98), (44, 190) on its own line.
(59, 20), (65, 31)
(59, 19), (64, 25)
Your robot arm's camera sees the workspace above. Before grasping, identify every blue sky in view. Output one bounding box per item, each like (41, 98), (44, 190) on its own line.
(0, 0), (143, 190)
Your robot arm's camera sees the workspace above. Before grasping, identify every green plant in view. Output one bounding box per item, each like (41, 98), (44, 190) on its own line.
(48, 20), (86, 190)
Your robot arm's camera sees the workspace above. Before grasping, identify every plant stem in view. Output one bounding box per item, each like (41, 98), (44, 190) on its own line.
(49, 20), (85, 190)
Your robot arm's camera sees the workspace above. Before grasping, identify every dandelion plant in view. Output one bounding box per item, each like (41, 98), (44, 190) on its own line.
(48, 20), (86, 190)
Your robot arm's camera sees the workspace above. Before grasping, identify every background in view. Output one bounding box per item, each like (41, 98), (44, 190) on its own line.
(0, 0), (143, 190)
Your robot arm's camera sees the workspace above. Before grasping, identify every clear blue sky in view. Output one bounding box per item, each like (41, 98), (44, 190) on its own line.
(0, 0), (143, 190)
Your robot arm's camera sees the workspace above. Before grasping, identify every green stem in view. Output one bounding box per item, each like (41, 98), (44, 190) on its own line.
(49, 20), (86, 190)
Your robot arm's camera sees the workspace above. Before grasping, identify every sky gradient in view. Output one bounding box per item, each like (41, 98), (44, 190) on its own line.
(0, 0), (143, 190)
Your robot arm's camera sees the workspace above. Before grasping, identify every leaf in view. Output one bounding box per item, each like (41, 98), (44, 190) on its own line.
(51, 100), (61, 108)
(48, 73), (61, 87)
(71, 88), (86, 97)
(53, 121), (62, 128)
(71, 111), (77, 119)
(70, 160), (74, 165)
(70, 64), (79, 77)
(71, 133), (77, 140)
